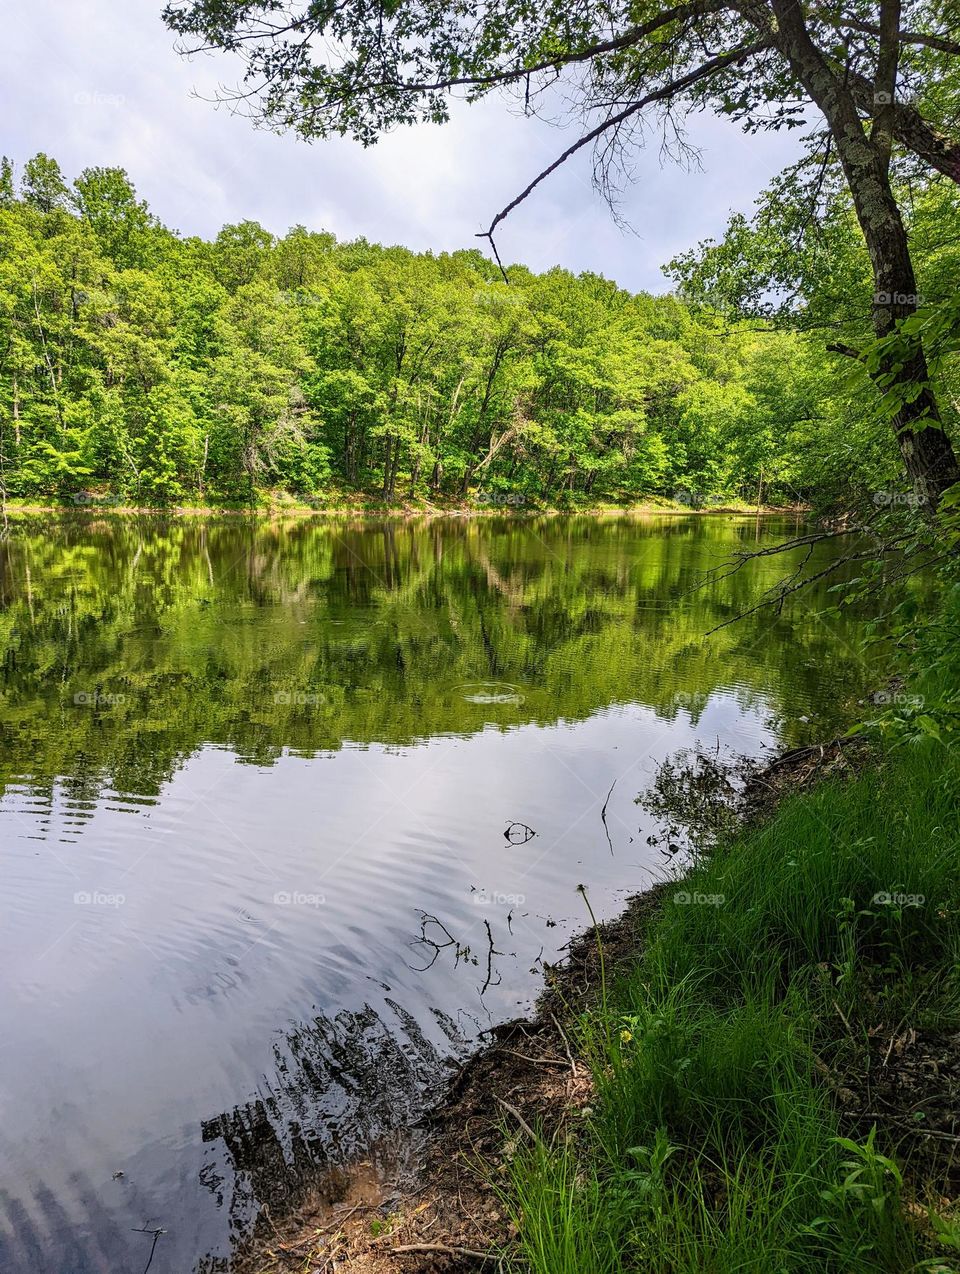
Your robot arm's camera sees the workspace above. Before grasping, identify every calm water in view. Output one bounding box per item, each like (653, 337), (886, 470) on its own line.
(0, 513), (881, 1272)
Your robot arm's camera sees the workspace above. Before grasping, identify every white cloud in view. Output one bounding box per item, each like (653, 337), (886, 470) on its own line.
(6, 0), (805, 291)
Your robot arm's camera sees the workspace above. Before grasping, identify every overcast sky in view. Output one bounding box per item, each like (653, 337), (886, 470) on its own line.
(8, 0), (805, 293)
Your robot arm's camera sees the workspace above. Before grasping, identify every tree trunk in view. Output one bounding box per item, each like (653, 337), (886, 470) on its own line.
(344, 409), (357, 484)
(12, 374), (20, 448)
(458, 459), (475, 498)
(381, 435), (392, 497)
(765, 0), (960, 511)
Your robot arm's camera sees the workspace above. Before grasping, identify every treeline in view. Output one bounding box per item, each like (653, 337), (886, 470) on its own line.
(1, 153), (850, 508)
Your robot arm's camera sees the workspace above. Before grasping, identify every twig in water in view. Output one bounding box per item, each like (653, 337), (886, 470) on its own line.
(131, 1226), (166, 1274)
(601, 778), (617, 854)
(480, 919), (503, 995)
(407, 913), (463, 972)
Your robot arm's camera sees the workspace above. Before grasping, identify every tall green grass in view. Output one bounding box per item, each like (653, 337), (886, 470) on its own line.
(500, 725), (960, 1272)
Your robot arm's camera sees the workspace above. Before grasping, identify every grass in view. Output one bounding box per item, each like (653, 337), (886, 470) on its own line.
(500, 699), (960, 1272)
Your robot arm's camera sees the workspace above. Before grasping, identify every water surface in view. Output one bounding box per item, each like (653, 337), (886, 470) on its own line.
(0, 513), (880, 1272)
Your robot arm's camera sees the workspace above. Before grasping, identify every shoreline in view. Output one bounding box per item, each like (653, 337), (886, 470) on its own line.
(238, 884), (671, 1274)
(238, 736), (902, 1274)
(0, 499), (809, 520)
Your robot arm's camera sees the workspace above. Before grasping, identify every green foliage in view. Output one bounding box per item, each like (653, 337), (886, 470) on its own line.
(0, 152), (867, 509)
(20, 152), (69, 214)
(667, 177), (960, 512)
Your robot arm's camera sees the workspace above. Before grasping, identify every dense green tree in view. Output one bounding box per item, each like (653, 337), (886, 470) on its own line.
(72, 166), (162, 270)
(20, 152), (69, 214)
(668, 174), (960, 509)
(3, 150), (952, 511)
(0, 158), (15, 209)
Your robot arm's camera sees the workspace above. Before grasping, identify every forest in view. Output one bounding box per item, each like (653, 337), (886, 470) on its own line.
(3, 151), (956, 511)
(5, 0), (960, 1268)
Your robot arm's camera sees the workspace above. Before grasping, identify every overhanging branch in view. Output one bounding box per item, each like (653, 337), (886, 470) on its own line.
(477, 40), (770, 275)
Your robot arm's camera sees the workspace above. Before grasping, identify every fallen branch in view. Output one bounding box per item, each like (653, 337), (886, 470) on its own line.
(550, 1011), (579, 1077)
(501, 1047), (569, 1067)
(496, 1096), (538, 1141)
(391, 1242), (497, 1260)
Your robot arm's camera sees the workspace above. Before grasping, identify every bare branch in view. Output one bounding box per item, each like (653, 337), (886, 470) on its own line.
(478, 40), (770, 260)
(837, 17), (960, 57)
(827, 341), (867, 360)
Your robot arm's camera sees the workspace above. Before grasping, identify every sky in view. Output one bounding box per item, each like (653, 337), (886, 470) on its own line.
(7, 0), (806, 293)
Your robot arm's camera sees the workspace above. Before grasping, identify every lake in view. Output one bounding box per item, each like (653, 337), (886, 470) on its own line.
(0, 513), (881, 1273)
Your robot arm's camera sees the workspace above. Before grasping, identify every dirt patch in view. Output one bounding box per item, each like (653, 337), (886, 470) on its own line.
(855, 1028), (960, 1192)
(742, 735), (876, 819)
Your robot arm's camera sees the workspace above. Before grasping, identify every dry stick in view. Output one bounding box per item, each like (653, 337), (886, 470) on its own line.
(832, 999), (855, 1037)
(549, 1011), (579, 1077)
(501, 1047), (569, 1067)
(577, 884), (607, 1014)
(391, 1243), (496, 1260)
(859, 1115), (960, 1143)
(495, 1096), (538, 1142)
(881, 1029), (899, 1069)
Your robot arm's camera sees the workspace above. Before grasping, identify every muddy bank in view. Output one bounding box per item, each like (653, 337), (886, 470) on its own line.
(237, 883), (669, 1274)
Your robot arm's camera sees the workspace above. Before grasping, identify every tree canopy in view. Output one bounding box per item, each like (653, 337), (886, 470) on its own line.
(162, 0), (960, 508)
(0, 151), (896, 510)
